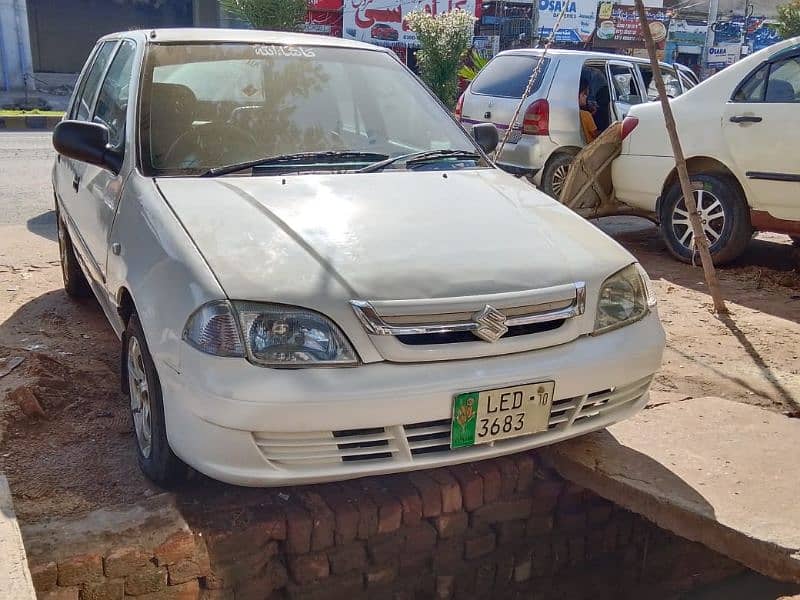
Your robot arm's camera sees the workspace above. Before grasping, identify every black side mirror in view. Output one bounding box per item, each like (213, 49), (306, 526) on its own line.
(471, 122), (499, 155)
(53, 120), (122, 174)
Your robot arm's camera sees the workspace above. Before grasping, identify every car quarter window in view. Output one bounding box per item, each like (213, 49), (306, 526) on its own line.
(93, 40), (137, 150)
(72, 41), (118, 121)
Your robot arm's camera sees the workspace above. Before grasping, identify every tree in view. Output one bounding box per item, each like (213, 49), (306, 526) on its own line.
(776, 0), (800, 39)
(458, 50), (490, 82)
(219, 0), (308, 31)
(405, 9), (476, 108)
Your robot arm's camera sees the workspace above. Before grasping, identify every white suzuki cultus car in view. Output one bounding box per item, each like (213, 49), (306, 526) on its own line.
(52, 29), (664, 487)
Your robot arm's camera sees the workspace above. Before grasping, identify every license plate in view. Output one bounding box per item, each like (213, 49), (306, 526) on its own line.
(451, 382), (555, 449)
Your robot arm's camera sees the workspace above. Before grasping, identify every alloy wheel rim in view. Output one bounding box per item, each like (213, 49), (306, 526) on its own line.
(551, 164), (570, 198)
(127, 336), (153, 458)
(671, 189), (725, 251)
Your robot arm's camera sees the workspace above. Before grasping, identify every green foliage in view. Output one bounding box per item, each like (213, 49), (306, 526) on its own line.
(219, 0), (308, 31)
(405, 9), (476, 108)
(776, 0), (800, 39)
(458, 50), (490, 82)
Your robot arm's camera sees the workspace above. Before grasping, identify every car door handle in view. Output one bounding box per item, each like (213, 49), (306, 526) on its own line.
(72, 175), (81, 192)
(729, 115), (762, 123)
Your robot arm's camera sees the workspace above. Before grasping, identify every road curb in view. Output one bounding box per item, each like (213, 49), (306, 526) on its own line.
(0, 115), (61, 131)
(0, 474), (36, 600)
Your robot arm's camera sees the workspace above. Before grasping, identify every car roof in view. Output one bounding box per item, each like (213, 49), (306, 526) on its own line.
(496, 48), (674, 67)
(98, 28), (385, 52)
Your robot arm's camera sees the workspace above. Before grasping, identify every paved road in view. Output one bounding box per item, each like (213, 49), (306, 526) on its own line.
(0, 132), (56, 234)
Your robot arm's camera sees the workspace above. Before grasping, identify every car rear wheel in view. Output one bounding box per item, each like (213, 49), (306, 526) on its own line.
(659, 173), (751, 265)
(56, 209), (92, 299)
(123, 312), (185, 487)
(541, 152), (576, 200)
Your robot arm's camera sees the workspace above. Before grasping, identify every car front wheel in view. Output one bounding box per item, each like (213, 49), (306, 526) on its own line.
(123, 312), (185, 486)
(659, 173), (751, 265)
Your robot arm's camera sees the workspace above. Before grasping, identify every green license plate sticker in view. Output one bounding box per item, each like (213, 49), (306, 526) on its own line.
(451, 392), (480, 449)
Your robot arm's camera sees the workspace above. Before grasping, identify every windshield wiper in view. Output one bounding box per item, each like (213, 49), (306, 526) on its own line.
(357, 149), (480, 174)
(201, 151), (391, 177)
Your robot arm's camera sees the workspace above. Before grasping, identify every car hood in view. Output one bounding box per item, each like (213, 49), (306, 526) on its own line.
(156, 169), (633, 304)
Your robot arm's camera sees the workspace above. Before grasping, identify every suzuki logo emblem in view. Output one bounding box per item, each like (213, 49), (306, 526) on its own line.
(473, 305), (508, 343)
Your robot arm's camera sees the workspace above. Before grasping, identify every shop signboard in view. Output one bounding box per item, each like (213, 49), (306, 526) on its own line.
(536, 0), (599, 44)
(595, 2), (670, 49)
(667, 19), (707, 46)
(343, 0), (477, 48)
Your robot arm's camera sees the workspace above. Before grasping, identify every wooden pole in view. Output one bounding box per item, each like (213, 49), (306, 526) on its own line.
(633, 0), (728, 314)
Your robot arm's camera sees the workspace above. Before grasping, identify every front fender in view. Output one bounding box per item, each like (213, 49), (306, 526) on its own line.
(105, 173), (225, 372)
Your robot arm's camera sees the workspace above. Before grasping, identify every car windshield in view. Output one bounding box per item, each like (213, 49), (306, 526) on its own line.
(140, 42), (479, 176)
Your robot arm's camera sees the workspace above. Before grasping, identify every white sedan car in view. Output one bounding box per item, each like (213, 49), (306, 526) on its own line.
(613, 37), (800, 264)
(52, 28), (664, 487)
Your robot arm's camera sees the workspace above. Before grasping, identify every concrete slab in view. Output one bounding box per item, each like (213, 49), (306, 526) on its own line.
(545, 397), (800, 583)
(0, 474), (36, 600)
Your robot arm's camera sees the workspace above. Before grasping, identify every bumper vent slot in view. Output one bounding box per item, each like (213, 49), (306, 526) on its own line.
(404, 419), (451, 455)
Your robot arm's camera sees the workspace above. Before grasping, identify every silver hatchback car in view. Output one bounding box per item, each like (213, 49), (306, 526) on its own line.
(457, 49), (699, 198)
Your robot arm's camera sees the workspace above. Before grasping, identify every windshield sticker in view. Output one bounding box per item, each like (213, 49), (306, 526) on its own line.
(255, 45), (316, 58)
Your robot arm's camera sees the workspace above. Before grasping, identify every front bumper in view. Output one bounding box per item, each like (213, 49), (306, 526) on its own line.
(611, 154), (674, 214)
(160, 313), (664, 486)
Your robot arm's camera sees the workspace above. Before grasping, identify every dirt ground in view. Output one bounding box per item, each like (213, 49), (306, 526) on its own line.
(0, 219), (798, 523)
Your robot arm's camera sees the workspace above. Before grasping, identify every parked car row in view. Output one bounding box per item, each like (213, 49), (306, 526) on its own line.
(52, 29), (665, 487)
(458, 40), (800, 264)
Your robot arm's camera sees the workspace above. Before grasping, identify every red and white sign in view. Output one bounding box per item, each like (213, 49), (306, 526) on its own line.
(343, 0), (477, 47)
(309, 0), (343, 10)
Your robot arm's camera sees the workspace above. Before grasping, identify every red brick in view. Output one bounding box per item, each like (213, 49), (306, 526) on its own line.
(285, 505), (314, 555)
(328, 542), (367, 575)
(560, 482), (588, 511)
(300, 492), (335, 551)
(588, 503), (614, 525)
(199, 590), (234, 600)
(319, 485), (360, 545)
(167, 559), (201, 585)
(404, 522), (438, 555)
(338, 482), (379, 540)
(448, 464), (483, 511)
(432, 541), (463, 573)
(428, 470), (462, 514)
(104, 547), (150, 578)
(154, 531), (196, 567)
(58, 554), (103, 586)
(436, 574), (455, 599)
(80, 578), (124, 600)
(496, 520), (526, 545)
(288, 552), (329, 584)
(41, 588), (79, 600)
(464, 532), (495, 560)
(233, 560), (286, 599)
(30, 561), (58, 592)
(526, 514), (554, 535)
(257, 511), (287, 541)
(125, 566), (167, 596)
(134, 579), (199, 600)
(385, 477), (423, 526)
(494, 457), (519, 498)
(366, 565), (397, 587)
(367, 531), (403, 564)
(513, 453), (536, 493)
(473, 498), (532, 527)
(408, 471), (443, 518)
(472, 461), (502, 504)
(360, 481), (403, 534)
(434, 512), (468, 539)
(285, 571), (363, 600)
(530, 480), (563, 514)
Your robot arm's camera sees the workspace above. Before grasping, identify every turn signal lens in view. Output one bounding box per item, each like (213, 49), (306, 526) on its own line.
(183, 301), (245, 357)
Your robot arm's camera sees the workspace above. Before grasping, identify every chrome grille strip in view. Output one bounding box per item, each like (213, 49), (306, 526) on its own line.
(351, 282), (586, 338)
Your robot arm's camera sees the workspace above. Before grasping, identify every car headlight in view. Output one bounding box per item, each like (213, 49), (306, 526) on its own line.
(594, 263), (657, 334)
(183, 301), (358, 367)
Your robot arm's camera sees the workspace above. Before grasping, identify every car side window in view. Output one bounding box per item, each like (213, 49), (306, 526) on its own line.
(72, 42), (117, 121)
(93, 40), (137, 150)
(733, 63), (769, 102)
(639, 65), (682, 100)
(764, 57), (800, 103)
(609, 64), (643, 105)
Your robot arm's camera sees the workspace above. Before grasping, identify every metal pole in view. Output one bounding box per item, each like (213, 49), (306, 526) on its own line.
(703, 0), (718, 74)
(634, 0), (727, 314)
(531, 0), (540, 47)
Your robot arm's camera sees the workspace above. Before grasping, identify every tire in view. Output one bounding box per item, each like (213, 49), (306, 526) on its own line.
(659, 173), (751, 265)
(56, 209), (92, 299)
(541, 152), (576, 200)
(123, 312), (185, 486)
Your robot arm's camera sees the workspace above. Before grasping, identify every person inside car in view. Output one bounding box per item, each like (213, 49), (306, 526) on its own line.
(579, 75), (598, 143)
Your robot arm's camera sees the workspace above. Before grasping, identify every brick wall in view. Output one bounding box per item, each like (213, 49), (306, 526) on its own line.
(27, 451), (744, 600)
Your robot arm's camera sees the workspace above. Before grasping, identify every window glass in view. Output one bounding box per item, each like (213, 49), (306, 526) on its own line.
(639, 65), (682, 100)
(93, 41), (136, 149)
(73, 42), (117, 121)
(734, 63), (769, 102)
(471, 55), (549, 98)
(609, 64), (643, 105)
(765, 57), (800, 102)
(678, 70), (697, 90)
(142, 44), (477, 174)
